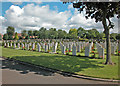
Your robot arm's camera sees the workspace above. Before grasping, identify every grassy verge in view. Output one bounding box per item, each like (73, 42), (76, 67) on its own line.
(2, 47), (119, 80)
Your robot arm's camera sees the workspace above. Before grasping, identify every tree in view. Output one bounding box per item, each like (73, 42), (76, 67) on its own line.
(33, 30), (39, 36)
(72, 2), (119, 65)
(39, 27), (47, 39)
(116, 34), (120, 40)
(21, 30), (27, 37)
(28, 30), (33, 36)
(77, 27), (86, 38)
(48, 28), (58, 39)
(3, 34), (8, 40)
(98, 32), (105, 40)
(25, 35), (30, 39)
(58, 29), (67, 39)
(110, 33), (117, 41)
(14, 32), (19, 40)
(69, 28), (77, 39)
(87, 29), (100, 39)
(7, 26), (15, 40)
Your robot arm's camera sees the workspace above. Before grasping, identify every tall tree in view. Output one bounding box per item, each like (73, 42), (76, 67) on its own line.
(69, 28), (77, 39)
(71, 2), (119, 65)
(3, 34), (8, 40)
(33, 30), (39, 36)
(39, 27), (47, 39)
(14, 32), (19, 40)
(7, 26), (15, 40)
(28, 30), (33, 36)
(21, 30), (27, 37)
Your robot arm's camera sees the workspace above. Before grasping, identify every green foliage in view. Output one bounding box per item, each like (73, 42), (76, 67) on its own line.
(28, 30), (33, 36)
(14, 32), (19, 40)
(7, 26), (15, 40)
(21, 30), (27, 37)
(110, 33), (117, 40)
(48, 28), (58, 39)
(25, 35), (30, 39)
(3, 34), (8, 40)
(33, 30), (39, 36)
(116, 34), (120, 40)
(69, 28), (77, 39)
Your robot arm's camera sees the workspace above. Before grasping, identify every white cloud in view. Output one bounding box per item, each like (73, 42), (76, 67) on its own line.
(2, 4), (71, 33)
(1, 3), (118, 34)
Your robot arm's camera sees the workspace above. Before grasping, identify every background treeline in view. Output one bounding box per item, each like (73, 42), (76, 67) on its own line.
(1, 26), (120, 41)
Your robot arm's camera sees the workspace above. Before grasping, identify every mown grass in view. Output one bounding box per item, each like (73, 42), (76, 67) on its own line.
(2, 47), (119, 80)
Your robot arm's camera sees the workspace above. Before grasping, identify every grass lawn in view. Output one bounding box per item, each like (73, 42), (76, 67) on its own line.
(2, 47), (119, 80)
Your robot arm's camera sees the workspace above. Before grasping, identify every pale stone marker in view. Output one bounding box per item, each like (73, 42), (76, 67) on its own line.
(62, 45), (66, 54)
(45, 44), (48, 52)
(37, 43), (41, 52)
(72, 44), (76, 56)
(7, 43), (9, 47)
(22, 43), (24, 50)
(18, 43), (20, 49)
(14, 43), (16, 49)
(27, 44), (29, 50)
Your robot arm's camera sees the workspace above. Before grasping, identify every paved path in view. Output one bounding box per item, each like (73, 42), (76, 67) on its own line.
(0, 57), (118, 84)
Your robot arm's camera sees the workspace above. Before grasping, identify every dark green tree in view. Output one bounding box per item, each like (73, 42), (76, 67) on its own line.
(39, 27), (47, 39)
(48, 28), (58, 39)
(28, 30), (33, 36)
(116, 34), (120, 40)
(7, 26), (15, 40)
(21, 30), (27, 37)
(3, 34), (8, 40)
(25, 35), (30, 39)
(33, 30), (39, 36)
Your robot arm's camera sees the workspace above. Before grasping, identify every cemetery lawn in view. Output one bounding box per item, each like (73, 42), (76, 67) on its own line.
(2, 47), (119, 80)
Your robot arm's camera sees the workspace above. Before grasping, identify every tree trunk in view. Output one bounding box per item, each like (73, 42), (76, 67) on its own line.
(102, 10), (113, 65)
(105, 28), (112, 64)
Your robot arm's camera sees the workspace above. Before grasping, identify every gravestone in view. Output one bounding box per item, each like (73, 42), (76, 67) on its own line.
(72, 44), (76, 56)
(37, 43), (41, 52)
(27, 44), (29, 50)
(18, 43), (20, 49)
(77, 44), (80, 52)
(21, 43), (24, 50)
(4, 43), (6, 47)
(7, 43), (9, 47)
(111, 45), (115, 54)
(14, 43), (16, 49)
(98, 47), (104, 59)
(10, 42), (12, 48)
(62, 45), (66, 54)
(32, 43), (35, 50)
(53, 42), (58, 53)
(85, 44), (91, 57)
(45, 44), (48, 52)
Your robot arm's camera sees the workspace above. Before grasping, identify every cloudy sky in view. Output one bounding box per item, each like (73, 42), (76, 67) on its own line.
(0, 1), (119, 34)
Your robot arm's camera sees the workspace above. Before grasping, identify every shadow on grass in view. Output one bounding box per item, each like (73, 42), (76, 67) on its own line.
(1, 58), (55, 76)
(2, 55), (105, 76)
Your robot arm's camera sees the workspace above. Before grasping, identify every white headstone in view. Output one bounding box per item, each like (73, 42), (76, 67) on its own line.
(14, 43), (16, 49)
(72, 44), (76, 56)
(18, 43), (20, 49)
